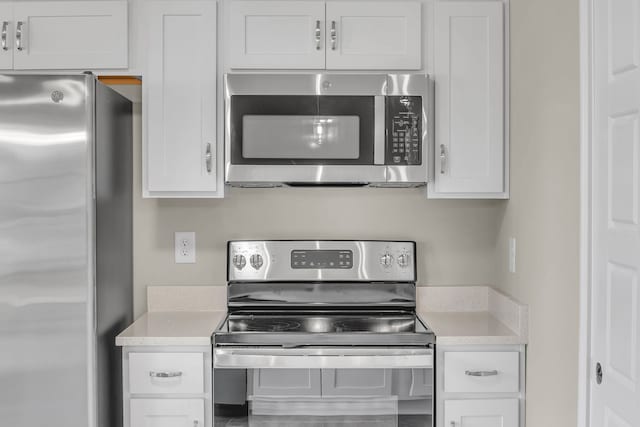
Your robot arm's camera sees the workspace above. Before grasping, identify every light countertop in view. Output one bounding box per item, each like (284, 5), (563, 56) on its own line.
(116, 285), (227, 347)
(115, 310), (226, 346)
(417, 286), (528, 346)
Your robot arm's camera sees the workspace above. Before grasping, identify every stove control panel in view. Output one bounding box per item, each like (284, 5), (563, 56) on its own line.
(228, 241), (416, 282)
(291, 250), (353, 269)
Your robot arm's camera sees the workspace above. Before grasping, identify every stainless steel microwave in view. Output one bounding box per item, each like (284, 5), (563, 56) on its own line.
(224, 73), (433, 187)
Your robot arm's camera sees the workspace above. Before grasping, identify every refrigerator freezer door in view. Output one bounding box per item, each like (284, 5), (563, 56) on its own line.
(0, 74), (93, 426)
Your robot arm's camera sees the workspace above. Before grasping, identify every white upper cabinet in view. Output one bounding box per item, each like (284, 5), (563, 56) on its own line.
(430, 1), (506, 199)
(325, 2), (421, 70)
(0, 4), (13, 70)
(143, 1), (219, 197)
(229, 1), (325, 69)
(9, 1), (127, 70)
(228, 0), (421, 70)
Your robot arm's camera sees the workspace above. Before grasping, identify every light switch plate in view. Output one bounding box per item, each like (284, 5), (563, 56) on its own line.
(175, 232), (196, 264)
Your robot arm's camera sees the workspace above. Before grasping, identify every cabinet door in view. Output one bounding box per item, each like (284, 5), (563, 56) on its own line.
(0, 4), (12, 69)
(325, 2), (421, 70)
(12, 1), (127, 70)
(130, 398), (204, 427)
(321, 369), (392, 396)
(431, 1), (505, 197)
(444, 399), (518, 427)
(144, 1), (218, 195)
(251, 368), (321, 397)
(229, 1), (325, 69)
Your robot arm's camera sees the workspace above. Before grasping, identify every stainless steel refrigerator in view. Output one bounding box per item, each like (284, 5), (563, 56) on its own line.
(0, 74), (133, 427)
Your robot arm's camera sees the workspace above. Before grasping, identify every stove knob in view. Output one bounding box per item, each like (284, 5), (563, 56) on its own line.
(232, 254), (246, 270)
(250, 254), (264, 270)
(397, 253), (411, 268)
(380, 253), (393, 268)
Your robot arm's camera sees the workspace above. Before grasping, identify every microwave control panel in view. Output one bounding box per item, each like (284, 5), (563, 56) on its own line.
(386, 96), (422, 166)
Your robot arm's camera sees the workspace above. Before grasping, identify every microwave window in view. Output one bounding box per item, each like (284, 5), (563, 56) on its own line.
(242, 115), (360, 159)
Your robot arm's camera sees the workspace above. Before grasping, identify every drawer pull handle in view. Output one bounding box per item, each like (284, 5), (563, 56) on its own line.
(465, 370), (498, 377)
(149, 371), (183, 378)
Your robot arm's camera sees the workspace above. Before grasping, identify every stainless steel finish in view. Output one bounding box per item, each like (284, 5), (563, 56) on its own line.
(214, 347), (434, 369)
(397, 253), (411, 268)
(330, 20), (337, 50)
(440, 144), (446, 174)
(374, 95), (385, 165)
(149, 371), (183, 378)
(315, 20), (321, 50)
(232, 254), (246, 270)
(15, 21), (23, 51)
(465, 370), (499, 377)
(1, 21), (8, 51)
(0, 74), (133, 427)
(224, 73), (433, 187)
(228, 240), (416, 283)
(226, 282), (416, 309)
(249, 253), (263, 270)
(205, 142), (212, 173)
(225, 73), (387, 96)
(596, 362), (603, 384)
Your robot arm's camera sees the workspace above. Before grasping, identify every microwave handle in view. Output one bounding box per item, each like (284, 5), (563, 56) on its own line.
(374, 96), (385, 165)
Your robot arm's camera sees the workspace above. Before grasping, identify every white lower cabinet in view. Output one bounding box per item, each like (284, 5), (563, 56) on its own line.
(444, 399), (519, 427)
(322, 369), (392, 396)
(436, 345), (525, 427)
(250, 368), (322, 397)
(123, 346), (212, 427)
(131, 398), (205, 427)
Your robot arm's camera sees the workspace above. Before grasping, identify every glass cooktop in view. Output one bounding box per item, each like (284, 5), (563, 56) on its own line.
(214, 312), (435, 347)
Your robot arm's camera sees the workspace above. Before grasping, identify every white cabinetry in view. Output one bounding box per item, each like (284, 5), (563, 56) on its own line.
(142, 1), (221, 197)
(0, 4), (13, 70)
(0, 1), (127, 70)
(123, 347), (212, 427)
(131, 399), (204, 427)
(437, 346), (525, 427)
(325, 2), (421, 70)
(228, 0), (421, 70)
(429, 1), (507, 199)
(229, 1), (325, 69)
(445, 399), (519, 427)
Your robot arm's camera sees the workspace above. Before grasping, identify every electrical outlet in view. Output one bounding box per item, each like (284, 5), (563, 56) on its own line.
(509, 237), (516, 273)
(175, 232), (196, 264)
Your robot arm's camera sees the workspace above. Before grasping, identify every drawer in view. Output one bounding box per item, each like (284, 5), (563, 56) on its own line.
(129, 352), (204, 395)
(444, 351), (519, 393)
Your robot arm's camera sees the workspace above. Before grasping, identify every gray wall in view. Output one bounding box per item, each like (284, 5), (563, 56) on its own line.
(132, 104), (505, 315)
(495, 0), (580, 425)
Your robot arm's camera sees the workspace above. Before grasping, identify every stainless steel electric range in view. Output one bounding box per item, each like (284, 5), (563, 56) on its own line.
(213, 240), (435, 427)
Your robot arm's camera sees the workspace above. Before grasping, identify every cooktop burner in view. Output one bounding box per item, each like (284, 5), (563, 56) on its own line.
(214, 312), (435, 347)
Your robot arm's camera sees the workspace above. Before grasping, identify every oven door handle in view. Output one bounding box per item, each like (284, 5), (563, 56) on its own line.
(214, 347), (433, 369)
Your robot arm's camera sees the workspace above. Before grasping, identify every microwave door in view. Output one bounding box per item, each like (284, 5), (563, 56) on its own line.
(226, 95), (387, 185)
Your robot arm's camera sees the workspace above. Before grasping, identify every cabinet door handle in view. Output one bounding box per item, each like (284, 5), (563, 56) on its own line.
(439, 144), (446, 174)
(193, 421), (199, 427)
(330, 20), (337, 50)
(16, 21), (24, 51)
(205, 143), (213, 174)
(1, 21), (8, 51)
(465, 370), (498, 377)
(450, 422), (456, 427)
(315, 20), (321, 50)
(149, 371), (182, 378)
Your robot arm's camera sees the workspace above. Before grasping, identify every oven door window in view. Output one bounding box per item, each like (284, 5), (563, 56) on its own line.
(230, 96), (375, 165)
(214, 367), (433, 427)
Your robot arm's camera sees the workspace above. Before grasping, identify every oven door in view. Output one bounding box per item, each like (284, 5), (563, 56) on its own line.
(224, 74), (387, 185)
(213, 347), (434, 427)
